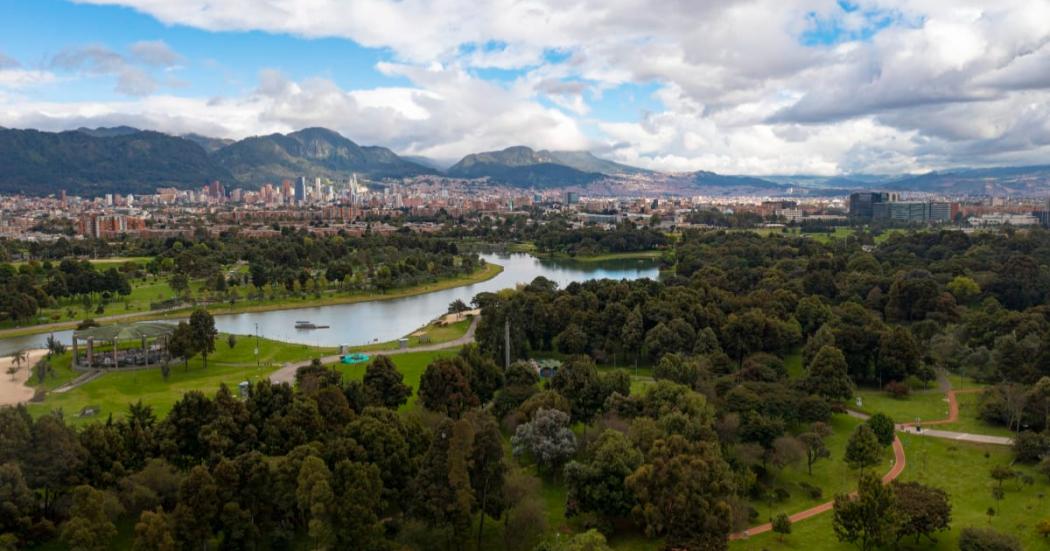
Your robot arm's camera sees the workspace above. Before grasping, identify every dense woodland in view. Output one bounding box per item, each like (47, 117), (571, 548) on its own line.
(3, 228), (1050, 549)
(0, 231), (480, 323)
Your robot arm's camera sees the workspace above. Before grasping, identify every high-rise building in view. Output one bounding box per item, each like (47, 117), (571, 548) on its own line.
(295, 177), (307, 204)
(849, 191), (899, 219)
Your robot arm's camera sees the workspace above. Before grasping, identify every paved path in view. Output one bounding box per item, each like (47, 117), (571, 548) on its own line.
(729, 435), (906, 541)
(268, 316), (479, 385)
(895, 384), (1013, 446)
(730, 378), (1009, 541)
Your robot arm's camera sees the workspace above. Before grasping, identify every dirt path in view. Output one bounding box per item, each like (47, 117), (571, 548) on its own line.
(268, 316), (479, 385)
(729, 435), (906, 541)
(0, 349), (47, 406)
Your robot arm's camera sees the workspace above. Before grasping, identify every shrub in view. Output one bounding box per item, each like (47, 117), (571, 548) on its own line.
(884, 380), (910, 398)
(958, 527), (1021, 551)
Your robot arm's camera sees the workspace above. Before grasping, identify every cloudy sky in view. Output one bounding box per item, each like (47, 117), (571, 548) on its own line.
(1, 0), (1049, 175)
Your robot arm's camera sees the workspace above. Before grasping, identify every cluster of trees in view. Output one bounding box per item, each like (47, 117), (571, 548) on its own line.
(529, 223), (669, 256)
(142, 230), (483, 299)
(0, 259), (132, 322)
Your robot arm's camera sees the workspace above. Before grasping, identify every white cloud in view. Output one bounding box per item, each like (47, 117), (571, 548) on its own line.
(17, 0), (1046, 173)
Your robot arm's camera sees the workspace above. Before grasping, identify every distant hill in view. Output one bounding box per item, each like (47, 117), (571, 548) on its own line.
(545, 151), (653, 175)
(75, 126), (143, 138)
(182, 133), (234, 153)
(213, 127), (435, 185)
(885, 165), (1050, 195)
(401, 155), (457, 172)
(684, 171), (790, 195)
(0, 128), (231, 196)
(447, 146), (635, 188)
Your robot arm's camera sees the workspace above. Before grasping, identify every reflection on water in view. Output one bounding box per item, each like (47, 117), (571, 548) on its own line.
(0, 253), (659, 354)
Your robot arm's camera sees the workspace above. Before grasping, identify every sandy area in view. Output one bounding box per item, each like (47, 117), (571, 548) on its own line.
(0, 349), (47, 407)
(437, 308), (480, 324)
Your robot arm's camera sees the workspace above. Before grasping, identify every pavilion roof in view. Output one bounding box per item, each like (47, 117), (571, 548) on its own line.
(73, 321), (176, 341)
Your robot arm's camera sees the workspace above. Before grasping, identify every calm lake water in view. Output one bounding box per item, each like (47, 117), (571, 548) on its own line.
(0, 253), (659, 354)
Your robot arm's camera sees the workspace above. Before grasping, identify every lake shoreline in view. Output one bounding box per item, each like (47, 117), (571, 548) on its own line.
(0, 262), (504, 340)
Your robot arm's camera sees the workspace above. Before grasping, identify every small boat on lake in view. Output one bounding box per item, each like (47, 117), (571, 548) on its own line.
(294, 321), (330, 330)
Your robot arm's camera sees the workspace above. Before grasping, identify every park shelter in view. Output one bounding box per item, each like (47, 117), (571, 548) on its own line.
(72, 321), (176, 369)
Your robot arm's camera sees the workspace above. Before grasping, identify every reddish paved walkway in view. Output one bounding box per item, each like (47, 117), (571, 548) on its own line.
(899, 388), (981, 428)
(729, 435), (906, 541)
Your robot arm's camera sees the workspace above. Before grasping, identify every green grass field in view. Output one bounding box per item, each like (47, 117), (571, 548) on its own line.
(939, 391), (1015, 438)
(26, 335), (335, 424)
(749, 415), (894, 522)
(732, 434), (1050, 550)
(335, 348), (460, 412)
(351, 318), (473, 352)
(854, 388), (950, 425)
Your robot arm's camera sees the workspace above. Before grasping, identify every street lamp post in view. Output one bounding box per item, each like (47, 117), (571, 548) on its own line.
(254, 322), (260, 369)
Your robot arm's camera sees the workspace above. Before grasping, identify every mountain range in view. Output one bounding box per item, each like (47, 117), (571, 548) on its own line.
(0, 125), (1049, 197)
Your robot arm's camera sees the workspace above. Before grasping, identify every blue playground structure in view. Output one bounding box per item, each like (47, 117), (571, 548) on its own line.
(340, 353), (370, 365)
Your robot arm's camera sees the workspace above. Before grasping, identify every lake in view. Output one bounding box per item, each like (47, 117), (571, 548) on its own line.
(0, 253), (659, 354)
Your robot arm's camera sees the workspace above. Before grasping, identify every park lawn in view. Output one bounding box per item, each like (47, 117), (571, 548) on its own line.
(939, 391), (1015, 438)
(854, 388), (951, 425)
(733, 433), (1050, 550)
(564, 250), (664, 262)
(335, 349), (460, 412)
(351, 318), (473, 352)
(748, 414), (894, 523)
(27, 335), (334, 424)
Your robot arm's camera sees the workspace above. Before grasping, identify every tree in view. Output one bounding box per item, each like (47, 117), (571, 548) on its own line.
(799, 431), (831, 475)
(167, 321), (197, 369)
(0, 463), (34, 539)
(467, 411), (506, 550)
(46, 334), (66, 358)
(958, 527), (1021, 551)
(133, 509), (175, 551)
(802, 345), (854, 401)
(511, 408), (577, 474)
(540, 529), (613, 551)
(844, 425), (882, 473)
(877, 327), (921, 384)
(226, 333), (237, 350)
(22, 414), (84, 517)
(448, 299), (470, 313)
(891, 481), (951, 545)
(833, 472), (901, 551)
(188, 308), (217, 368)
(172, 465), (218, 549)
(362, 355), (412, 409)
(1036, 518), (1050, 538)
(61, 485), (122, 551)
(564, 429), (643, 519)
(555, 323), (589, 354)
(947, 275), (981, 303)
(626, 435), (734, 550)
(413, 418), (475, 548)
(8, 350), (27, 380)
(417, 357), (478, 418)
(865, 413), (896, 447)
(795, 295), (832, 336)
(771, 512), (792, 542)
(169, 272), (189, 298)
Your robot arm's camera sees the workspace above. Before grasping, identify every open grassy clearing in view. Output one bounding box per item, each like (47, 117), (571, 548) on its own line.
(748, 414), (894, 523)
(940, 391), (1016, 438)
(732, 433), (1050, 550)
(334, 348), (460, 412)
(854, 387), (950, 424)
(350, 318), (473, 352)
(26, 334), (335, 424)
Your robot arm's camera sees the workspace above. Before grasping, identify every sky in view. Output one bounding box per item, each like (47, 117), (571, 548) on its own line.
(1, 0), (1049, 175)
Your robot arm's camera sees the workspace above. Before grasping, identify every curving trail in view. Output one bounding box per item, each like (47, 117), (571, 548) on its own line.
(729, 378), (1014, 542)
(729, 435), (906, 541)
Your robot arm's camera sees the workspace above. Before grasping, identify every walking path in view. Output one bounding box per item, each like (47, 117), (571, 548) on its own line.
(729, 435), (906, 541)
(896, 381), (1013, 446)
(268, 316), (479, 385)
(730, 372), (1012, 541)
